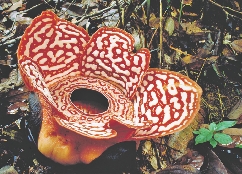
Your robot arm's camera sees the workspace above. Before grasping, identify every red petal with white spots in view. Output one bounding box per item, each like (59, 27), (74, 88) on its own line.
(132, 68), (202, 139)
(17, 10), (90, 86)
(81, 27), (150, 98)
(18, 55), (56, 107)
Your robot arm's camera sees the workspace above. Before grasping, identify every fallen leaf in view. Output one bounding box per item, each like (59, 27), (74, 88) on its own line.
(5, 0), (22, 13)
(204, 149), (229, 174)
(222, 128), (242, 136)
(149, 13), (160, 28)
(231, 39), (242, 53)
(164, 54), (173, 64)
(227, 99), (242, 119)
(180, 22), (204, 35)
(183, 0), (193, 5)
(179, 149), (204, 170)
(190, 154), (204, 170)
(183, 12), (198, 17)
(141, 140), (161, 170)
(182, 54), (195, 64)
(157, 165), (200, 174)
(168, 112), (204, 160)
(164, 17), (175, 36)
(132, 29), (145, 50)
(7, 102), (28, 114)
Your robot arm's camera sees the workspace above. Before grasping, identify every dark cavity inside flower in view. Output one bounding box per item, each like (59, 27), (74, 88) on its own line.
(71, 88), (109, 114)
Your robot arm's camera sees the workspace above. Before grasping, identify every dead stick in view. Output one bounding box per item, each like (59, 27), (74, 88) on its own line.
(159, 0), (163, 67)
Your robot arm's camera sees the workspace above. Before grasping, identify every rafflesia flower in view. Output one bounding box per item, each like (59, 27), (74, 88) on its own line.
(17, 11), (202, 165)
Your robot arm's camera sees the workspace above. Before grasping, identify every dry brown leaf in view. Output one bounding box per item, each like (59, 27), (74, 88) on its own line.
(234, 1), (240, 11)
(190, 154), (204, 170)
(183, 0), (193, 5)
(171, 7), (179, 17)
(227, 99), (242, 119)
(222, 128), (242, 136)
(179, 149), (204, 171)
(149, 13), (160, 28)
(141, 140), (162, 170)
(180, 22), (203, 35)
(222, 46), (234, 57)
(7, 101), (28, 114)
(167, 112), (204, 160)
(157, 165), (200, 174)
(7, 87), (29, 103)
(231, 39), (242, 53)
(182, 54), (195, 64)
(183, 12), (198, 17)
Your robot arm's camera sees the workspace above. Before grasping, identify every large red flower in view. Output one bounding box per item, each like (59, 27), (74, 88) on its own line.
(17, 11), (202, 165)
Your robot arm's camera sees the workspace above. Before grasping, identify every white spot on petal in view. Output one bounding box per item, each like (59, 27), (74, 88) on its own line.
(163, 105), (171, 124)
(147, 84), (154, 91)
(156, 106), (162, 115)
(149, 92), (158, 107)
(167, 79), (178, 95)
(147, 75), (154, 81)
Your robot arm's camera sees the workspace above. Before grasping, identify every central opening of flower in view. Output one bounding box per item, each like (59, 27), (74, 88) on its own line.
(71, 88), (109, 114)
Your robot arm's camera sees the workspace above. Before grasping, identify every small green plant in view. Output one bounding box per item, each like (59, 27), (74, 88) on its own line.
(193, 121), (237, 148)
(235, 144), (242, 148)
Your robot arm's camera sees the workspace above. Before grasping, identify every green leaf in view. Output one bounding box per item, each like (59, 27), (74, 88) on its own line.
(209, 138), (218, 148)
(215, 121), (237, 131)
(195, 133), (211, 145)
(235, 144), (242, 148)
(214, 133), (233, 144)
(199, 128), (210, 134)
(193, 130), (200, 134)
(206, 131), (213, 141)
(209, 122), (216, 131)
(197, 128), (213, 141)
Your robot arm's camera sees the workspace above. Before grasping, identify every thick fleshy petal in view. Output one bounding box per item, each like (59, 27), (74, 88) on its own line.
(132, 68), (202, 139)
(81, 27), (150, 98)
(18, 55), (56, 107)
(17, 10), (90, 86)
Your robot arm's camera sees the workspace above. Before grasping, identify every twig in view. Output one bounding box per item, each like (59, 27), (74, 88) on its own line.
(148, 28), (158, 49)
(75, 5), (114, 24)
(159, 0), (163, 67)
(208, 0), (242, 16)
(0, 36), (22, 46)
(43, 0), (55, 9)
(217, 88), (225, 118)
(195, 57), (208, 82)
(134, 0), (148, 12)
(115, 0), (123, 28)
(208, 0), (242, 20)
(146, 0), (150, 27)
(59, 0), (76, 16)
(178, 0), (183, 24)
